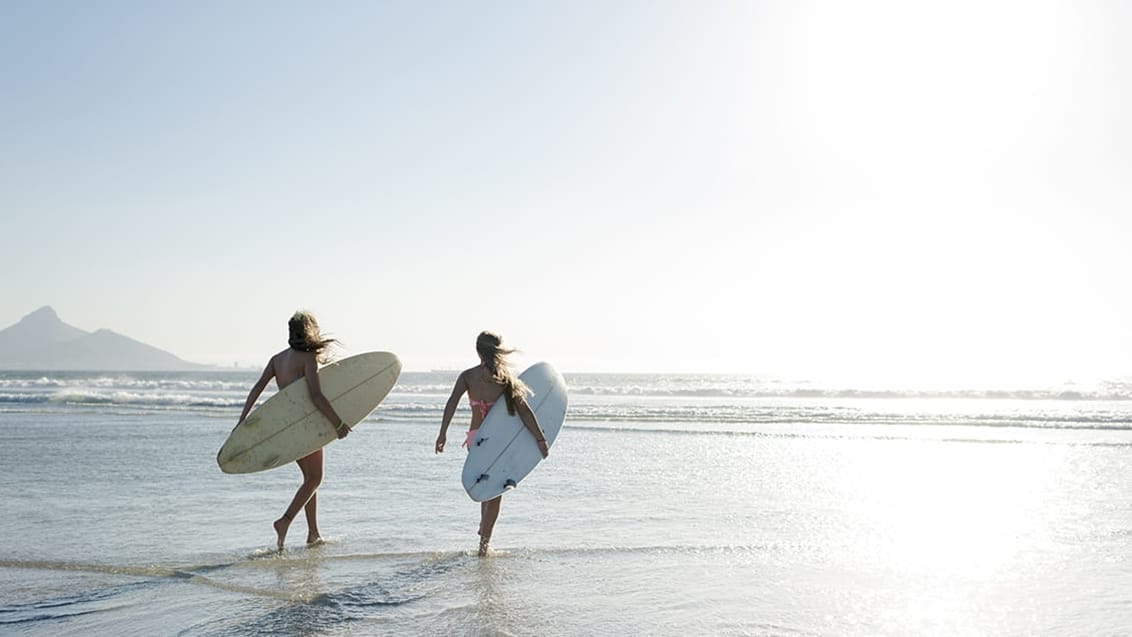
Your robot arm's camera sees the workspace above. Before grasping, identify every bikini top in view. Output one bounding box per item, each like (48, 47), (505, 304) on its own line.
(468, 397), (496, 419)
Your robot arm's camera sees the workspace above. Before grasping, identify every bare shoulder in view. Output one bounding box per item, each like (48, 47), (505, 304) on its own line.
(451, 367), (470, 387)
(275, 348), (314, 374)
(462, 366), (489, 386)
(269, 348), (292, 367)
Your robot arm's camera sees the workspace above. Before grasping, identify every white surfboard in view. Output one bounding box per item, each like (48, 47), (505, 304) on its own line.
(217, 351), (401, 474)
(461, 362), (568, 501)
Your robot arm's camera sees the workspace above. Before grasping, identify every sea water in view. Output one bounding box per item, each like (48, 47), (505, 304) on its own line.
(2, 370), (1132, 635)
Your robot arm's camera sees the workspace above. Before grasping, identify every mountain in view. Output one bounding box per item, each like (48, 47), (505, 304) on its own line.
(0, 306), (213, 371)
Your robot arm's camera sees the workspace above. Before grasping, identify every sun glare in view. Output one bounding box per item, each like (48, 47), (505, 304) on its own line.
(849, 439), (1063, 576)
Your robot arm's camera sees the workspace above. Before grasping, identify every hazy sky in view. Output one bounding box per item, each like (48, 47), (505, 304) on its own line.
(2, 1), (1130, 384)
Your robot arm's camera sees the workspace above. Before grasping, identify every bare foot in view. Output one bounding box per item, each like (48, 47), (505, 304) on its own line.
(477, 535), (491, 558)
(307, 534), (324, 546)
(273, 516), (291, 551)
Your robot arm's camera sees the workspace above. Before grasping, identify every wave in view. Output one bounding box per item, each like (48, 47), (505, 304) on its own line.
(387, 384), (457, 396)
(565, 422), (1132, 446)
(560, 404), (1132, 427)
(0, 377), (249, 392)
(565, 385), (1132, 401)
(0, 393), (443, 414)
(0, 391), (243, 409)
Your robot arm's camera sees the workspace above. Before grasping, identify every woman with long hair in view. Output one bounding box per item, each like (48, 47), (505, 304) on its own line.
(237, 311), (350, 550)
(435, 331), (549, 556)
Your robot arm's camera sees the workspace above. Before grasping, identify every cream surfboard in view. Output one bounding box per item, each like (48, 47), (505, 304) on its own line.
(217, 351), (401, 474)
(462, 362), (568, 501)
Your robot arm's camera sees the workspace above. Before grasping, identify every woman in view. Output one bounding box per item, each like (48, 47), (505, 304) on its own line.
(237, 311), (350, 551)
(435, 331), (549, 556)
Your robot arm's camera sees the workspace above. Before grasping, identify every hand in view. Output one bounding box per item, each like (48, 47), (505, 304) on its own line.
(536, 438), (549, 459)
(435, 434), (446, 454)
(336, 421), (351, 440)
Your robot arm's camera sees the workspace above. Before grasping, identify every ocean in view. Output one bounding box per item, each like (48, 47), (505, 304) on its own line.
(2, 368), (1132, 636)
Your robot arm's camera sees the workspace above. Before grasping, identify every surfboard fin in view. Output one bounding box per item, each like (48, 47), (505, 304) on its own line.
(504, 479), (517, 490)
(476, 474), (489, 484)
(475, 436), (488, 446)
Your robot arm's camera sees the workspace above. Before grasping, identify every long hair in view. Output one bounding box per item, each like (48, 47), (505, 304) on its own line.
(288, 311), (336, 364)
(476, 331), (529, 416)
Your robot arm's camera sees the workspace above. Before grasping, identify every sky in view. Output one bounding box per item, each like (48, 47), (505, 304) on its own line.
(2, 0), (1131, 385)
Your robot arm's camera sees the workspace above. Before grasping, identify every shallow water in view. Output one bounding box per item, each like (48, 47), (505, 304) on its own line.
(3, 372), (1132, 635)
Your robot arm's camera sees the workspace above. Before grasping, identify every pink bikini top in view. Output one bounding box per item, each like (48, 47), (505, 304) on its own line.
(469, 397), (496, 419)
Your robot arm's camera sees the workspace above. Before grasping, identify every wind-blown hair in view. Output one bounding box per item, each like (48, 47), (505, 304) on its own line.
(476, 331), (529, 416)
(288, 311), (336, 364)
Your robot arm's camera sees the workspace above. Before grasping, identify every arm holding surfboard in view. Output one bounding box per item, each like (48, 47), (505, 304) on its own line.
(516, 398), (549, 459)
(300, 351), (349, 439)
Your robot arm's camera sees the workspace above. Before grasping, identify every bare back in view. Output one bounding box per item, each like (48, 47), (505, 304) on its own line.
(464, 366), (506, 402)
(271, 348), (316, 389)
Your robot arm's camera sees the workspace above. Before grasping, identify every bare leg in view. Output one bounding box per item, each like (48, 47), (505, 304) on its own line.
(479, 496), (502, 557)
(274, 449), (324, 550)
(304, 492), (322, 544)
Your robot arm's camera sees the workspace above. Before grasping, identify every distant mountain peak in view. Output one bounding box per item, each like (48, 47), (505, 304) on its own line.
(5, 306), (85, 342)
(21, 306), (62, 323)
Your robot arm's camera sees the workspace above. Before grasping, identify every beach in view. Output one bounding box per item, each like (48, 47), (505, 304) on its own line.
(3, 371), (1132, 635)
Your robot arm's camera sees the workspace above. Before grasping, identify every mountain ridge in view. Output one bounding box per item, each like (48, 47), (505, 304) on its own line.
(0, 306), (213, 371)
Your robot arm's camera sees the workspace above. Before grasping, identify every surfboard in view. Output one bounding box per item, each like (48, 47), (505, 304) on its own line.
(461, 362), (568, 502)
(217, 351), (401, 474)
